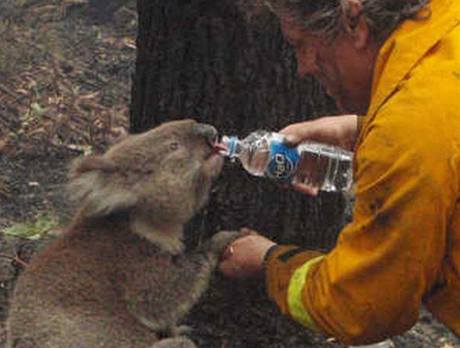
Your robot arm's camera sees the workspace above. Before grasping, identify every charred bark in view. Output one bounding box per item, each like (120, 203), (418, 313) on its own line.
(131, 0), (347, 250)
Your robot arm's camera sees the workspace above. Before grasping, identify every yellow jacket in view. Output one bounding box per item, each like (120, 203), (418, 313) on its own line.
(265, 0), (460, 344)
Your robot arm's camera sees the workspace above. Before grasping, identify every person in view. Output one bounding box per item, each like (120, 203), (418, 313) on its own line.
(218, 0), (460, 345)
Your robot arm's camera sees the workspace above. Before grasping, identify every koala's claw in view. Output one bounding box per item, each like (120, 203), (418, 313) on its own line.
(209, 230), (240, 255)
(170, 325), (192, 337)
(152, 336), (197, 348)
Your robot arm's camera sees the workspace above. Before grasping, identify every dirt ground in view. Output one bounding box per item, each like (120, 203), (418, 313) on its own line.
(1, 1), (460, 347)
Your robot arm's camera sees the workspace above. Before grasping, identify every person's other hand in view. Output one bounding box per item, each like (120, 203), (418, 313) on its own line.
(218, 228), (277, 279)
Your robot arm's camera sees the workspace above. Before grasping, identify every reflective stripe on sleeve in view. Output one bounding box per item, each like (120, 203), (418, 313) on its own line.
(287, 255), (324, 330)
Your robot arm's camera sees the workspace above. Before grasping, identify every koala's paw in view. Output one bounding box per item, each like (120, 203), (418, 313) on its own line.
(209, 230), (240, 256)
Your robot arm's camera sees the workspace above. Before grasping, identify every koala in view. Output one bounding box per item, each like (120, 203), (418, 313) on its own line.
(7, 119), (237, 348)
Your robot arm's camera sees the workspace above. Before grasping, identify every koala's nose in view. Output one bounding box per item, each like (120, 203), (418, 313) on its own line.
(193, 123), (219, 145)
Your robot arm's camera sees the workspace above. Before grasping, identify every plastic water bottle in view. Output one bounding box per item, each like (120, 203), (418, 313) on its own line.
(220, 130), (353, 192)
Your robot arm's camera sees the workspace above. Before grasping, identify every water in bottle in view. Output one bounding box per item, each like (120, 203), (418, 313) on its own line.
(220, 130), (353, 193)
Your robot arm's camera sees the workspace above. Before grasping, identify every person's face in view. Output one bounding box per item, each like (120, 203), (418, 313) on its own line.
(279, 13), (378, 115)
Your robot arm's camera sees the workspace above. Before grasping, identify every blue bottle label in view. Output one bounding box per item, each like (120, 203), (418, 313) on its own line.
(265, 140), (300, 181)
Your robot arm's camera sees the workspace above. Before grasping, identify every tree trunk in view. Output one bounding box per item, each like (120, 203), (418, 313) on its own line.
(130, 0), (348, 251)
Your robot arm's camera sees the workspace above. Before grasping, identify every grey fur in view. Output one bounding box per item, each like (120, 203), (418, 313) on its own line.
(7, 119), (237, 348)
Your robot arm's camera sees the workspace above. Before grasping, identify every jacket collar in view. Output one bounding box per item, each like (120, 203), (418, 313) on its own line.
(366, 0), (460, 119)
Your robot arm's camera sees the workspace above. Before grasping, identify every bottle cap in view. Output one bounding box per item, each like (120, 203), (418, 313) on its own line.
(221, 136), (238, 157)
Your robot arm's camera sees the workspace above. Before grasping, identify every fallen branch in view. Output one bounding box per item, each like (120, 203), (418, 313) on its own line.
(0, 253), (28, 268)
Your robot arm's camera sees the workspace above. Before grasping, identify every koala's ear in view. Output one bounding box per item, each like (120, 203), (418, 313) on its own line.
(68, 155), (138, 217)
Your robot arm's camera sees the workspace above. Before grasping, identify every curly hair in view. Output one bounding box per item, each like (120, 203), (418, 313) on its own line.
(248, 0), (430, 43)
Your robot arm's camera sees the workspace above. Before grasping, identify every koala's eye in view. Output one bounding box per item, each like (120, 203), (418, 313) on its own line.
(169, 142), (180, 151)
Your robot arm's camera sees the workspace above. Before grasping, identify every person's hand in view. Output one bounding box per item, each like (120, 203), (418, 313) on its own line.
(218, 228), (277, 279)
(279, 114), (358, 195)
(280, 114), (358, 151)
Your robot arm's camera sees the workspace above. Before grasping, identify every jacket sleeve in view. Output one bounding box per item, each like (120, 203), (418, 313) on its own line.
(265, 100), (455, 345)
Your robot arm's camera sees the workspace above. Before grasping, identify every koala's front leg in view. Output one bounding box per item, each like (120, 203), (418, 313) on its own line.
(120, 231), (239, 335)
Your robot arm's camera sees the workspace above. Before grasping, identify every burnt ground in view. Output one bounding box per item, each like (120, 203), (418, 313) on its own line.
(0, 1), (460, 348)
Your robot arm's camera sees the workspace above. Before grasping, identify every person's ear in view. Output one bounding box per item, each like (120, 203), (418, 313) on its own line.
(342, 0), (370, 50)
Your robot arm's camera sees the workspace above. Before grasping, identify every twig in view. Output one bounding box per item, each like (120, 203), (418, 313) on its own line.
(0, 253), (28, 268)
(0, 83), (20, 100)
